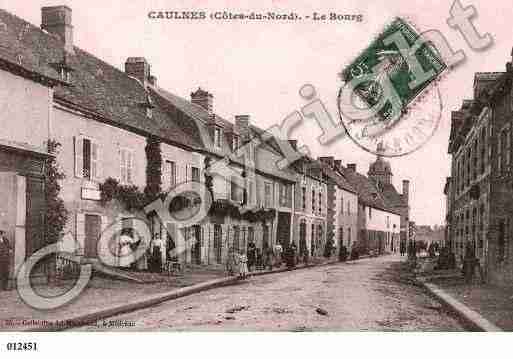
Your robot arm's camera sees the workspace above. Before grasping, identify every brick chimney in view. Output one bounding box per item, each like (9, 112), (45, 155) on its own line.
(41, 6), (74, 54)
(402, 180), (410, 204)
(347, 163), (357, 172)
(191, 88), (213, 115)
(319, 156), (335, 168)
(235, 115), (251, 140)
(334, 159), (342, 170)
(125, 57), (151, 87)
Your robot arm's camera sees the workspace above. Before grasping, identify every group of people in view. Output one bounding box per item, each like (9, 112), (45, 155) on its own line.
(118, 230), (175, 273)
(227, 240), (317, 280)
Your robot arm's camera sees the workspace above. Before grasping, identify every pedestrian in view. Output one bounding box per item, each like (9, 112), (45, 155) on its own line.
(274, 242), (283, 267)
(291, 241), (298, 265)
(256, 248), (263, 270)
(264, 245), (274, 271)
(247, 241), (256, 272)
(0, 230), (12, 291)
(226, 247), (237, 276)
(285, 244), (296, 268)
(238, 250), (248, 280)
(150, 233), (164, 273)
(339, 244), (348, 262)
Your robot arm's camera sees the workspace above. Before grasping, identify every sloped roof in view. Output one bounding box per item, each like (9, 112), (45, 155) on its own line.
(338, 166), (400, 215)
(311, 161), (356, 194)
(380, 183), (407, 208)
(0, 9), (202, 150)
(152, 87), (296, 182)
(0, 7), (304, 184)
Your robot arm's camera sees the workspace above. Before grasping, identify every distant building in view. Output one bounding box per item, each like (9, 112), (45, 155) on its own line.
(339, 161), (401, 255)
(367, 143), (411, 251)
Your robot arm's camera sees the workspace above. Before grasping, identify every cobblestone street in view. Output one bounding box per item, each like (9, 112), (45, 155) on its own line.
(75, 255), (463, 331)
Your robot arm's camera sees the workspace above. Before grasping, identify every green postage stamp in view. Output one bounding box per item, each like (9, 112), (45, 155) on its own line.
(341, 17), (446, 127)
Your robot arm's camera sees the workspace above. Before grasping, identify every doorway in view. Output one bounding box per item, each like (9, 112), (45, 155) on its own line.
(84, 214), (101, 258)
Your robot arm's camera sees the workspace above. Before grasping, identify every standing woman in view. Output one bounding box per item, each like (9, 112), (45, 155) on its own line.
(238, 249), (248, 280)
(151, 233), (164, 273)
(0, 230), (12, 291)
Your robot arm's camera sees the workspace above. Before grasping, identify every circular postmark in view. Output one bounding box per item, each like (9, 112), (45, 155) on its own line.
(337, 17), (445, 157)
(337, 82), (442, 157)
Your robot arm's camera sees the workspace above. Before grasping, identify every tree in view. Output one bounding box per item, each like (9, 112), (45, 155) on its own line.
(45, 140), (69, 245)
(144, 136), (162, 200)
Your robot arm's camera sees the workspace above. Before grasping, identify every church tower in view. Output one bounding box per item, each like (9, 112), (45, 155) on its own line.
(368, 142), (393, 186)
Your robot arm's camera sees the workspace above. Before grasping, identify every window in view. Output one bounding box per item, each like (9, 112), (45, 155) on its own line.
(386, 216), (390, 228)
(75, 137), (100, 180)
(472, 140), (478, 180)
(214, 127), (222, 148)
(301, 186), (306, 211)
(165, 160), (176, 188)
(498, 129), (505, 174)
(60, 67), (71, 83)
(503, 126), (511, 172)
(340, 194), (344, 214)
(480, 128), (486, 174)
(232, 135), (240, 151)
(120, 148), (134, 184)
(368, 206), (372, 219)
(318, 191), (322, 214)
(214, 224), (222, 263)
(347, 201), (351, 215)
(466, 149), (471, 187)
(264, 182), (273, 208)
(312, 189), (316, 213)
(498, 220), (505, 262)
(245, 180), (253, 205)
(347, 228), (351, 246)
(233, 225), (240, 252)
(191, 166), (200, 182)
(279, 183), (292, 207)
(231, 176), (244, 202)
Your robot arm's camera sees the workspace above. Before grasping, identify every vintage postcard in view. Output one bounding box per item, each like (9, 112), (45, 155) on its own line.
(0, 0), (510, 357)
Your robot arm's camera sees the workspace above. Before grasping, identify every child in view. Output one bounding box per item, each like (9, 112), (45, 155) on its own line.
(238, 250), (248, 280)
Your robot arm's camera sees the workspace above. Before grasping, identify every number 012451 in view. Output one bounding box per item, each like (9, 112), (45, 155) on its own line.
(6, 342), (37, 351)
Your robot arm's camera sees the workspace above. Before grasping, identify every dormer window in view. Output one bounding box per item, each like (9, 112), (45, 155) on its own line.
(214, 127), (222, 148)
(142, 94), (154, 119)
(60, 67), (72, 82)
(50, 54), (74, 84)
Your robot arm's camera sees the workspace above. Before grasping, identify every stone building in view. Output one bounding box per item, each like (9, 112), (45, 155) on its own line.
(0, 21), (63, 285)
(317, 157), (359, 254)
(367, 143), (411, 251)
(338, 162), (401, 255)
(0, 5), (307, 273)
(447, 55), (513, 285)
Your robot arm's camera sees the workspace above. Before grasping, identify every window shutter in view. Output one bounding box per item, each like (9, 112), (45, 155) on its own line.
(74, 136), (84, 178)
(129, 151), (135, 184)
(120, 149), (126, 183)
(91, 141), (101, 180)
(76, 213), (85, 255)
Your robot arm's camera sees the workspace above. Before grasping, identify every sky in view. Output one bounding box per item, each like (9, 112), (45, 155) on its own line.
(3, 0), (512, 226)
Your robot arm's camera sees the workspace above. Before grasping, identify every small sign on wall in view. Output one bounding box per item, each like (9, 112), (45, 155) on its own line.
(81, 187), (101, 201)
